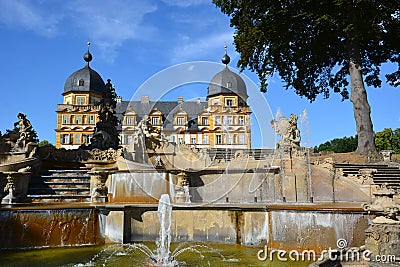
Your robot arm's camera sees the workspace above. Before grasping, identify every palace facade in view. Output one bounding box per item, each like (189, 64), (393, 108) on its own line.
(55, 45), (251, 150)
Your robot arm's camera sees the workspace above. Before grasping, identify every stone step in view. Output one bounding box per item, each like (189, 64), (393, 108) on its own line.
(44, 169), (88, 173)
(28, 195), (91, 203)
(374, 173), (400, 177)
(30, 181), (90, 186)
(28, 187), (90, 191)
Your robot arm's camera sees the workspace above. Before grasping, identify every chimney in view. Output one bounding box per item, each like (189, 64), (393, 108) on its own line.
(197, 97), (201, 104)
(178, 96), (183, 104)
(141, 95), (150, 104)
(116, 96), (122, 103)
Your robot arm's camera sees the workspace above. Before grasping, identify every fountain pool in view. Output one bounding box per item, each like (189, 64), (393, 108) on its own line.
(0, 242), (312, 267)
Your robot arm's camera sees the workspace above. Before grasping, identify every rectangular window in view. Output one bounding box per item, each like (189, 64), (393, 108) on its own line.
(62, 115), (70, 124)
(152, 117), (159, 125)
(127, 135), (132, 145)
(74, 134), (81, 144)
(226, 99), (233, 106)
(216, 134), (222, 144)
(201, 117), (209, 125)
(191, 136), (196, 144)
(227, 116), (233, 125)
(88, 115), (95, 124)
(203, 135), (209, 144)
(238, 116), (244, 125)
(61, 134), (70, 144)
(228, 134), (233, 144)
(65, 96), (72, 105)
(126, 117), (133, 125)
(171, 135), (176, 143)
(75, 115), (82, 124)
(239, 134), (245, 144)
(215, 116), (221, 125)
(76, 96), (85, 105)
(178, 136), (183, 144)
(177, 117), (184, 125)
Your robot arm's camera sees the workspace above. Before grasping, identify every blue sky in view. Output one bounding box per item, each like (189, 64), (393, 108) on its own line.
(0, 0), (398, 148)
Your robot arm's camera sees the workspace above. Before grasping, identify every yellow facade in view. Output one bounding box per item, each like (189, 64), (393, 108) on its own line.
(55, 91), (102, 149)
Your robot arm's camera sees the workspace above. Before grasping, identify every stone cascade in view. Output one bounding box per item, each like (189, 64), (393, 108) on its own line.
(334, 163), (400, 187)
(27, 170), (91, 202)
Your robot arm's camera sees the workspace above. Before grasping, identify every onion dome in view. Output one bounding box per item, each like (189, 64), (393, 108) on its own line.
(63, 42), (105, 95)
(207, 46), (248, 101)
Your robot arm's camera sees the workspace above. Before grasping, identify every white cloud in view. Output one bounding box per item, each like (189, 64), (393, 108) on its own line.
(161, 0), (210, 8)
(66, 0), (158, 62)
(0, 0), (60, 37)
(170, 31), (234, 63)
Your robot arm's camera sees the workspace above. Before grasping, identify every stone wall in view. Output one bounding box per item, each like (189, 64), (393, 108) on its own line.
(104, 209), (368, 254)
(0, 209), (104, 249)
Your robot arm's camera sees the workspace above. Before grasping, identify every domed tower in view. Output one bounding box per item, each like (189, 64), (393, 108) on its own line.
(207, 46), (248, 105)
(204, 46), (251, 149)
(55, 42), (106, 149)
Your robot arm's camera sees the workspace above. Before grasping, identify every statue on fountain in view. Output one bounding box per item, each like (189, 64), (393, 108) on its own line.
(82, 79), (120, 151)
(0, 113), (38, 154)
(132, 115), (167, 152)
(270, 113), (301, 150)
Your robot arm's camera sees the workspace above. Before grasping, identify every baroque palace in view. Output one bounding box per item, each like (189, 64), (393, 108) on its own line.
(55, 44), (251, 150)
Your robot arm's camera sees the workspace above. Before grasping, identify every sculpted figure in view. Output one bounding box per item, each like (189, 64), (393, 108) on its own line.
(134, 115), (167, 151)
(10, 113), (36, 151)
(270, 113), (301, 148)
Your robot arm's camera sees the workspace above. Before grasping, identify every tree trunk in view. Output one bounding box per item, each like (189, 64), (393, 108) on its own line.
(349, 58), (376, 155)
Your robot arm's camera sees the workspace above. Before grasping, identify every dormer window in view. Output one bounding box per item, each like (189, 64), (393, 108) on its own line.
(176, 117), (185, 125)
(126, 117), (133, 125)
(78, 79), (84, 86)
(152, 117), (160, 125)
(226, 81), (232, 88)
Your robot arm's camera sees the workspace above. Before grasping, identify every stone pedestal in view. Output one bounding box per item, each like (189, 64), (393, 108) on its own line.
(88, 170), (111, 203)
(365, 223), (400, 262)
(381, 150), (393, 163)
(174, 172), (190, 203)
(1, 171), (31, 203)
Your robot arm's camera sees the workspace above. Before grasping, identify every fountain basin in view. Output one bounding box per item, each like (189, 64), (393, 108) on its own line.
(0, 157), (38, 172)
(0, 207), (104, 249)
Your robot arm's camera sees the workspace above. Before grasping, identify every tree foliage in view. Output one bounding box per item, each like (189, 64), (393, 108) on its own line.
(213, 0), (400, 98)
(314, 135), (358, 153)
(375, 128), (400, 153)
(38, 140), (53, 147)
(314, 128), (400, 154)
(214, 0), (400, 155)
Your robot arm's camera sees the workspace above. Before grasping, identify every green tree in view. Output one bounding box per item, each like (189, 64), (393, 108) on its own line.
(38, 140), (53, 147)
(213, 0), (400, 155)
(314, 135), (358, 153)
(374, 128), (400, 153)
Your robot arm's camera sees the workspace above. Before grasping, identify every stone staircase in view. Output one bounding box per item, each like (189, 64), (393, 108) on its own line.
(27, 170), (91, 203)
(334, 163), (400, 188)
